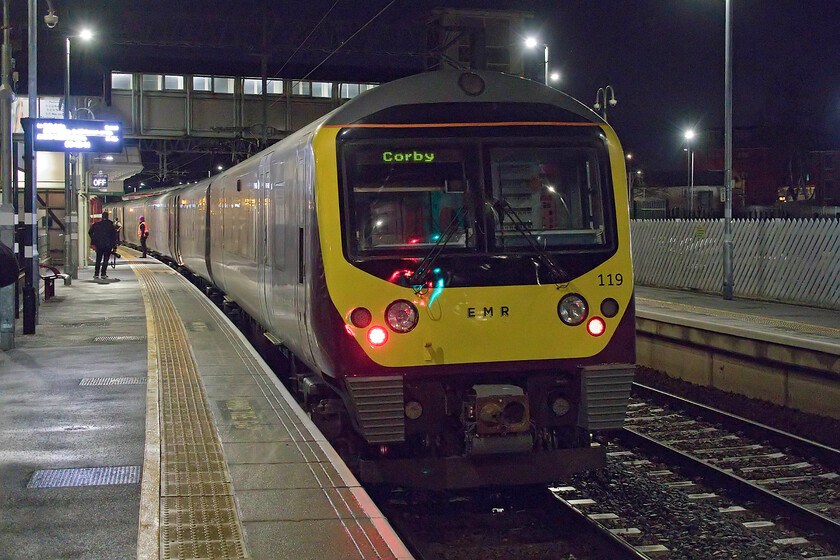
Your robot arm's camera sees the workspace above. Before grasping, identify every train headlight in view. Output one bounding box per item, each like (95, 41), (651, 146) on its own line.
(557, 294), (588, 326)
(367, 326), (388, 346)
(385, 300), (419, 333)
(587, 317), (606, 337)
(349, 307), (372, 328)
(600, 298), (619, 318)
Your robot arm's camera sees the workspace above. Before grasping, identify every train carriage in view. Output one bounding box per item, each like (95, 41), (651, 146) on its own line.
(111, 70), (636, 489)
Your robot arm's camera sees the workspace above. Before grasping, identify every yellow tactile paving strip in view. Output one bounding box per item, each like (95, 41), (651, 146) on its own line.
(134, 265), (248, 560)
(637, 297), (840, 339)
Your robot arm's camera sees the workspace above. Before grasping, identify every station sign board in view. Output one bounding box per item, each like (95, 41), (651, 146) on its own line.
(25, 118), (123, 153)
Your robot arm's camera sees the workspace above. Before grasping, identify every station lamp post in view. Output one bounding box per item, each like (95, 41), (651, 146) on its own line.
(593, 86), (616, 122)
(684, 128), (695, 214)
(64, 27), (93, 279)
(723, 0), (734, 300)
(524, 36), (550, 85)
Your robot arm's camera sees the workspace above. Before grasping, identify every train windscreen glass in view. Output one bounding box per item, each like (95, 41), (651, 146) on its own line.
(489, 147), (607, 249)
(346, 145), (472, 252)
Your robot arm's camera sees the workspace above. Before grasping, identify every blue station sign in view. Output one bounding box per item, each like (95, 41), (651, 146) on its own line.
(27, 118), (123, 153)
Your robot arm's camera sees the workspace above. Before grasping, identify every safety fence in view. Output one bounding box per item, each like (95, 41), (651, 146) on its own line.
(630, 219), (840, 310)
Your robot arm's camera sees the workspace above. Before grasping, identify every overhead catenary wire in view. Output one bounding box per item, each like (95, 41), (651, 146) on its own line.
(268, 0), (397, 112)
(298, 0), (397, 82)
(275, 0), (341, 77)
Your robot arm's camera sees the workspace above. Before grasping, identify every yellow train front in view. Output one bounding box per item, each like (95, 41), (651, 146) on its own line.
(307, 71), (635, 488)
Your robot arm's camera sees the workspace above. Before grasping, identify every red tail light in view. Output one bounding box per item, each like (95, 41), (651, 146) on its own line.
(367, 326), (388, 346)
(587, 317), (606, 337)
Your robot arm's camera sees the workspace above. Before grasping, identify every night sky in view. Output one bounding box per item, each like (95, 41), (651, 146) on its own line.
(544, 1), (840, 174)
(14, 0), (840, 175)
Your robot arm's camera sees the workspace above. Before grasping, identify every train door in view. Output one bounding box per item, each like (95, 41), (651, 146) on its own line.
(204, 183), (214, 283)
(294, 141), (315, 363)
(170, 195), (181, 264)
(257, 154), (273, 331)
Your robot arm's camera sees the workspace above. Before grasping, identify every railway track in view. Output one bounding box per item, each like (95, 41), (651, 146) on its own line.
(549, 383), (840, 559)
(623, 383), (840, 546)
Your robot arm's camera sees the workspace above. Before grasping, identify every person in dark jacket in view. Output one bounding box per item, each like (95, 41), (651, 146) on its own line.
(88, 211), (117, 279)
(138, 215), (148, 258)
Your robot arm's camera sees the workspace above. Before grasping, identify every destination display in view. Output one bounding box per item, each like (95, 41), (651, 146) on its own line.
(27, 118), (123, 153)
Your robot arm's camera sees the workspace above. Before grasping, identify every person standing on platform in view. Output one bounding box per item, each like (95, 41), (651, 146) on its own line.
(138, 215), (149, 258)
(112, 218), (122, 261)
(88, 211), (117, 280)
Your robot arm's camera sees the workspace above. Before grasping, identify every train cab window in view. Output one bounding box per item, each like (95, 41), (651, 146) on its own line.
(344, 145), (473, 254)
(488, 146), (608, 250)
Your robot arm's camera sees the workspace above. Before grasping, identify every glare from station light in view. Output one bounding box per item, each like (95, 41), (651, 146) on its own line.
(217, 165), (223, 171)
(524, 36), (539, 49)
(549, 71), (560, 82)
(79, 28), (94, 41)
(684, 129), (696, 141)
(105, 155), (114, 161)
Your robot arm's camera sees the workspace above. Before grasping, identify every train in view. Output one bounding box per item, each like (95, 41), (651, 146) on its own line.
(109, 70), (636, 489)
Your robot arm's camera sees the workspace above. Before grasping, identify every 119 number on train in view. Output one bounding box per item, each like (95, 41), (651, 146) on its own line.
(598, 273), (623, 286)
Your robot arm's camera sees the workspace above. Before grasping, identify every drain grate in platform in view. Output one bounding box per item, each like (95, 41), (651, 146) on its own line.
(92, 335), (147, 343)
(80, 377), (148, 386)
(27, 466), (142, 488)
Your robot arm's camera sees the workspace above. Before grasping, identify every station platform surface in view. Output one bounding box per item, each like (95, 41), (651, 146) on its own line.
(0, 249), (411, 560)
(635, 285), (840, 356)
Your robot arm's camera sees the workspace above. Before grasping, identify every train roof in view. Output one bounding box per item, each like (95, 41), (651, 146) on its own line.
(323, 70), (604, 127)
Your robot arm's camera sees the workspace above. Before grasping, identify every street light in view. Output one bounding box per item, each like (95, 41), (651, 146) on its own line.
(593, 86), (617, 122)
(684, 129), (696, 214)
(524, 36), (549, 85)
(549, 71), (560, 83)
(64, 27), (94, 279)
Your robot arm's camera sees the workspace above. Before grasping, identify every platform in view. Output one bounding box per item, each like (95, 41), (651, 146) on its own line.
(636, 286), (840, 419)
(0, 249), (411, 560)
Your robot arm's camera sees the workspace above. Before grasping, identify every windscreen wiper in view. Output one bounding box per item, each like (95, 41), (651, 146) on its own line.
(491, 199), (570, 284)
(407, 206), (466, 288)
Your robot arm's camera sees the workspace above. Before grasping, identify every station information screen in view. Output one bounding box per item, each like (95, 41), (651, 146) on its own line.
(26, 118), (123, 153)
(91, 173), (109, 193)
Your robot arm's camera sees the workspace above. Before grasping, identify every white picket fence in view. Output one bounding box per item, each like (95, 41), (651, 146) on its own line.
(630, 219), (840, 310)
